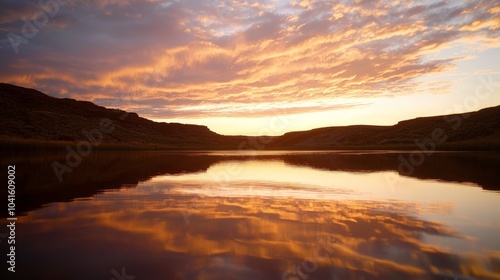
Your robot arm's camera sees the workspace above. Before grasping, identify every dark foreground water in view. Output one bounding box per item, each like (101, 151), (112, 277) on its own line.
(1, 151), (500, 280)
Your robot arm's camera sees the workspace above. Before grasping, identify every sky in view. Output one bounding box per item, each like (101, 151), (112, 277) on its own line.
(0, 0), (499, 136)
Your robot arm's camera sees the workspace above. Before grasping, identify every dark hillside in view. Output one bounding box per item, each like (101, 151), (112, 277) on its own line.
(0, 83), (243, 149)
(1, 83), (499, 150)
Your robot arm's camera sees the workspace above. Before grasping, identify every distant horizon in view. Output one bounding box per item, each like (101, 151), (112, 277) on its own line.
(1, 1), (499, 135)
(5, 81), (500, 137)
(154, 101), (500, 136)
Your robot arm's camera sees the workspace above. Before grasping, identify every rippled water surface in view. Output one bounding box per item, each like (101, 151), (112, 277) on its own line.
(2, 151), (500, 280)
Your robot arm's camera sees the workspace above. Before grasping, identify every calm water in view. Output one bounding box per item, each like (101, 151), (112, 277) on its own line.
(2, 151), (500, 280)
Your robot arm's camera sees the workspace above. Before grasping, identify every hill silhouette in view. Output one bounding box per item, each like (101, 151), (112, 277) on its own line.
(2, 151), (499, 217)
(0, 83), (245, 149)
(1, 83), (499, 150)
(269, 106), (500, 150)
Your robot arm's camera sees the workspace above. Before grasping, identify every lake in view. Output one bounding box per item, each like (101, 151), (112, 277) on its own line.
(2, 150), (500, 280)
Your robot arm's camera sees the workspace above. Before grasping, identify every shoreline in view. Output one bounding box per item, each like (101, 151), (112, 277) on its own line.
(2, 137), (500, 152)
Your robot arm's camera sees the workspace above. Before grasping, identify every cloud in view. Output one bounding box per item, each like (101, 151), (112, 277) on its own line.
(0, 0), (499, 119)
(21, 187), (496, 279)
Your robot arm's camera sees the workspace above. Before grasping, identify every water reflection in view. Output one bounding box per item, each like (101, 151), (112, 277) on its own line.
(2, 151), (500, 279)
(2, 150), (500, 216)
(15, 191), (500, 279)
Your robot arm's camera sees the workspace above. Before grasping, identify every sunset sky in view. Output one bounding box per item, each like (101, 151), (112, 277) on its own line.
(1, 0), (499, 135)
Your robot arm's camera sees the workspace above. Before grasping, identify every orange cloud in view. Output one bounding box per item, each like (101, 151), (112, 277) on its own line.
(0, 0), (499, 120)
